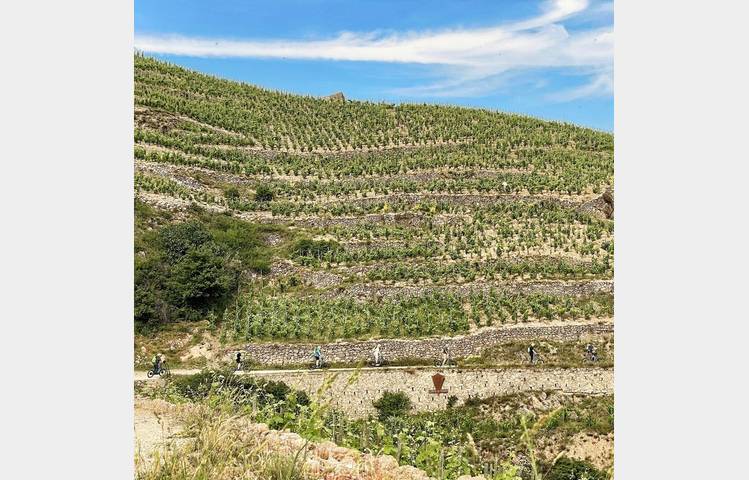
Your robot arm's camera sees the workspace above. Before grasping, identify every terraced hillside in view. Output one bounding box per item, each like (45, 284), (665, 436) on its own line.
(134, 54), (614, 345)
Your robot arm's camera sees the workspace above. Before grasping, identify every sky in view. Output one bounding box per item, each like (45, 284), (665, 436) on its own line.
(135, 0), (613, 131)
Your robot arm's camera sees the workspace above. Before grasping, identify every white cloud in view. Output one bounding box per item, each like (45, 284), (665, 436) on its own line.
(549, 70), (613, 102)
(135, 0), (612, 100)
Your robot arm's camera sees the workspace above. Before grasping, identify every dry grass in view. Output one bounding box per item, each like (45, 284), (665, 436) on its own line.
(134, 399), (432, 480)
(136, 404), (313, 480)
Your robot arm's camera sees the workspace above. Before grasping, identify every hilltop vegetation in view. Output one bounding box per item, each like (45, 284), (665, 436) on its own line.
(134, 54), (614, 341)
(135, 54), (612, 153)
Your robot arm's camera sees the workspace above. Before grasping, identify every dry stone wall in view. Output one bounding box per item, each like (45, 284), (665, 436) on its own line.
(243, 366), (613, 418)
(323, 278), (613, 300)
(245, 321), (613, 366)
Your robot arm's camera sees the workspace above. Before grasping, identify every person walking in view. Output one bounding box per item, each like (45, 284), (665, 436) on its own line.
(372, 344), (382, 366)
(528, 345), (537, 364)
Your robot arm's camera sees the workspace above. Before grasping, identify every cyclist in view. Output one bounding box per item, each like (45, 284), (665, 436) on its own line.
(372, 344), (382, 366)
(528, 345), (537, 364)
(313, 345), (322, 368)
(236, 351), (243, 371)
(151, 353), (162, 375)
(158, 353), (167, 374)
(586, 343), (598, 362)
(440, 346), (450, 367)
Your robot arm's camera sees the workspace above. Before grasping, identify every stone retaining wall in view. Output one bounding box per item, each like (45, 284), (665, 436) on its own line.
(246, 321), (613, 366)
(325, 279), (613, 300)
(244, 367), (613, 417)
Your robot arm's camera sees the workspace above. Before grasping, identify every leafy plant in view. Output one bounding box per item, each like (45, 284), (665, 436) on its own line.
(255, 184), (275, 202)
(546, 457), (605, 480)
(373, 391), (412, 420)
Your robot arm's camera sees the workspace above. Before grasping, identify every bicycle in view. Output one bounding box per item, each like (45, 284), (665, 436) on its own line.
(434, 358), (456, 367)
(368, 357), (389, 367)
(146, 363), (171, 378)
(527, 354), (543, 365)
(310, 356), (329, 370)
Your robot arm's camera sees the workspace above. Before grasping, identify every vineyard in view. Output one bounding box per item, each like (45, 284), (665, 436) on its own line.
(134, 54), (614, 343)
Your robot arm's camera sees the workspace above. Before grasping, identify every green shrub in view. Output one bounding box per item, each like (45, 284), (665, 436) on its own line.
(546, 457), (605, 480)
(158, 221), (213, 263)
(224, 186), (240, 200)
(291, 238), (340, 260)
(171, 370), (310, 406)
(165, 242), (237, 317)
(373, 391), (412, 420)
(255, 184), (275, 202)
(135, 223), (236, 323)
(134, 211), (288, 324)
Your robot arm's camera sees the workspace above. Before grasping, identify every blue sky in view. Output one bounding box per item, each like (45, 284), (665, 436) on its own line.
(135, 0), (613, 131)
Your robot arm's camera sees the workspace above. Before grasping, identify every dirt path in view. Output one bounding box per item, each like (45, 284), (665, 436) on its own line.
(134, 399), (184, 469)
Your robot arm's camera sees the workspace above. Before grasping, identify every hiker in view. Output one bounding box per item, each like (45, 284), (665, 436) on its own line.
(528, 345), (537, 364)
(236, 351), (243, 371)
(441, 345), (450, 367)
(586, 343), (598, 362)
(372, 344), (382, 366)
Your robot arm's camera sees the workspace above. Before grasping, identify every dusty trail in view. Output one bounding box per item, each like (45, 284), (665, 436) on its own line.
(242, 318), (613, 365)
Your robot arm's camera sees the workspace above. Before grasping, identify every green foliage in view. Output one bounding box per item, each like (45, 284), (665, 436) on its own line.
(134, 55), (614, 341)
(135, 55), (612, 157)
(224, 185), (240, 200)
(199, 213), (282, 273)
(166, 241), (237, 311)
(152, 369), (611, 480)
(255, 184), (275, 202)
(546, 457), (605, 480)
(170, 369), (310, 407)
(228, 290), (611, 341)
(291, 238), (340, 262)
(373, 391), (412, 420)
(134, 212), (287, 324)
(158, 221), (213, 263)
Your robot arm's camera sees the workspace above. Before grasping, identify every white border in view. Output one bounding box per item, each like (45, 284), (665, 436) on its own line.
(4, 1), (134, 478)
(616, 1), (748, 478)
(4, 1), (749, 478)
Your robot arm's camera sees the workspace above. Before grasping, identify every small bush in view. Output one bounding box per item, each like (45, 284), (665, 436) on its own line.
(254, 184), (275, 202)
(546, 457), (605, 480)
(373, 391), (412, 420)
(224, 186), (240, 200)
(171, 370), (309, 406)
(292, 238), (340, 259)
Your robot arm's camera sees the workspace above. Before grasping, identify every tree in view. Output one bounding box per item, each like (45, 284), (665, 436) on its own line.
(158, 221), (212, 263)
(166, 242), (238, 319)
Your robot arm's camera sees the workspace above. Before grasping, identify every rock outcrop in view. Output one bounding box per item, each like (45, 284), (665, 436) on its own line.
(327, 91), (346, 102)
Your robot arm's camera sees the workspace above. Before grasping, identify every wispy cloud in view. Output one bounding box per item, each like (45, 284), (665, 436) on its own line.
(135, 0), (612, 101)
(549, 70), (613, 102)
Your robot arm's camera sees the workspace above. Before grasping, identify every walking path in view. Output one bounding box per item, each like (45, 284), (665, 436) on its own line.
(244, 319), (613, 366)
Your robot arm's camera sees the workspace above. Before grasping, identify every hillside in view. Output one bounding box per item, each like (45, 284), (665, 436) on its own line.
(134, 54), (614, 479)
(134, 54), (614, 342)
